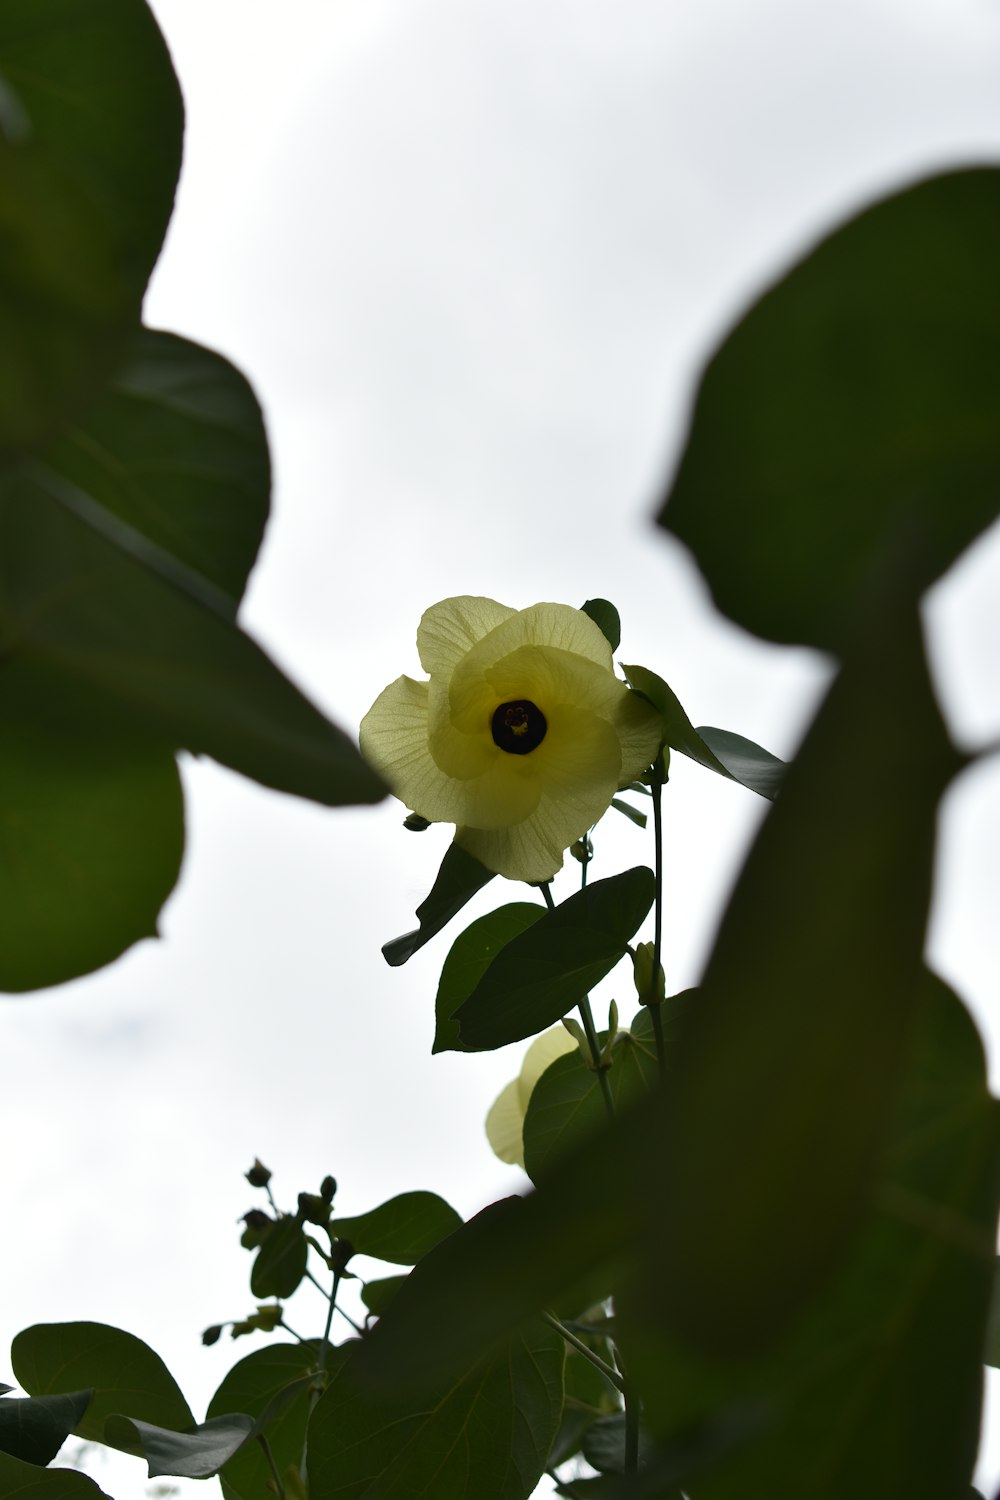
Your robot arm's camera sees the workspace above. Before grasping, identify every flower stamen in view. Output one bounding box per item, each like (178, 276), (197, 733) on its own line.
(492, 700), (547, 755)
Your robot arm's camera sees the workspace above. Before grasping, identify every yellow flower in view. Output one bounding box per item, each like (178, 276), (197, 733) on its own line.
(360, 596), (661, 884)
(485, 1025), (579, 1169)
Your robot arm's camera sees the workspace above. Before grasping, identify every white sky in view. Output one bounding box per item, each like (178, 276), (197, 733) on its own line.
(3, 2), (1000, 1495)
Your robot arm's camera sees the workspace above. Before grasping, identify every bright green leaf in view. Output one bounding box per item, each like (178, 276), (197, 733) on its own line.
(250, 1218), (308, 1300)
(383, 844), (495, 966)
(11, 1322), (193, 1450)
(306, 1320), (564, 1500)
(0, 0), (182, 455)
(622, 664), (784, 800)
(0, 1389), (92, 1466)
(0, 725), (182, 992)
(103, 1412), (254, 1479)
(433, 902), (545, 1053)
(580, 599), (621, 652)
(658, 167), (1000, 650)
(329, 1192), (462, 1266)
(454, 868), (655, 1051)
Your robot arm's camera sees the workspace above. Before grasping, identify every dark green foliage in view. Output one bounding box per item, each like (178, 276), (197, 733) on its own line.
(0, 0), (183, 454)
(0, 1389), (92, 1466)
(102, 1412), (255, 1479)
(383, 843), (496, 965)
(11, 1322), (193, 1449)
(0, 1449), (112, 1497)
(329, 1191), (462, 1265)
(580, 598), (621, 652)
(250, 1217), (308, 1300)
(454, 867), (655, 1050)
(207, 1342), (324, 1500)
(306, 1321), (564, 1500)
(659, 167), (1000, 650)
(433, 901), (545, 1052)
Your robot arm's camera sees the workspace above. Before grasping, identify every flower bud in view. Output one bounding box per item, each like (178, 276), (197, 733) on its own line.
(403, 812), (431, 832)
(329, 1237), (355, 1272)
(320, 1175), (337, 1204)
(297, 1192), (330, 1226)
(633, 941), (665, 1006)
(245, 1159), (272, 1188)
(201, 1324), (223, 1346)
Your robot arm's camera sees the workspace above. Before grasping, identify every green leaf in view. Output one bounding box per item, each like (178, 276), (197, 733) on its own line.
(454, 867), (655, 1051)
(582, 1412), (656, 1475)
(0, 725), (182, 992)
(522, 1032), (657, 1185)
(329, 1192), (462, 1266)
(382, 844), (495, 966)
(0, 468), (384, 808)
(658, 167), (1000, 650)
(621, 664), (784, 800)
(306, 1320), (564, 1500)
(0, 0), (182, 455)
(621, 973), (1000, 1500)
(0, 1389), (92, 1466)
(609, 797), (647, 829)
(207, 1343), (323, 1500)
(43, 329), (270, 606)
(250, 1217), (308, 1300)
(0, 1449), (112, 1497)
(360, 1277), (408, 1319)
(103, 1412), (255, 1479)
(433, 902), (545, 1053)
(11, 1322), (193, 1450)
(580, 599), (621, 652)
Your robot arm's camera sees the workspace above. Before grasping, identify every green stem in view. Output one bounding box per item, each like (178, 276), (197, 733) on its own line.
(649, 768), (667, 1079)
(257, 1433), (286, 1499)
(278, 1317), (307, 1343)
(542, 1312), (625, 1393)
(300, 1268), (342, 1478)
(624, 1375), (640, 1473)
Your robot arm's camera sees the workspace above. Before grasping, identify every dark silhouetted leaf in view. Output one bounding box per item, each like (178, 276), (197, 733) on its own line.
(306, 1320), (563, 1500)
(103, 1412), (254, 1478)
(0, 725), (182, 992)
(658, 168), (1000, 650)
(251, 1217), (308, 1300)
(208, 1342), (324, 1500)
(360, 1277), (408, 1319)
(383, 843), (495, 966)
(330, 1192), (462, 1266)
(622, 664), (784, 800)
(0, 1449), (112, 1497)
(454, 868), (655, 1051)
(581, 599), (621, 652)
(0, 1389), (92, 1466)
(0, 0), (182, 455)
(11, 1322), (192, 1449)
(433, 902), (544, 1053)
(523, 1031), (656, 1185)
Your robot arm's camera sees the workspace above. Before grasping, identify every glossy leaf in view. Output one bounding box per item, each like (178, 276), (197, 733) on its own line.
(580, 599), (621, 652)
(0, 470), (384, 808)
(11, 1322), (192, 1449)
(329, 1192), (462, 1266)
(621, 973), (1000, 1500)
(522, 1029), (657, 1185)
(0, 0), (182, 454)
(0, 1450), (112, 1498)
(207, 1343), (324, 1500)
(250, 1217), (308, 1300)
(306, 1320), (564, 1500)
(658, 167), (1000, 650)
(43, 330), (270, 606)
(103, 1412), (254, 1479)
(383, 844), (495, 966)
(433, 901), (544, 1053)
(0, 1389), (92, 1466)
(622, 664), (784, 800)
(0, 725), (182, 992)
(454, 867), (655, 1051)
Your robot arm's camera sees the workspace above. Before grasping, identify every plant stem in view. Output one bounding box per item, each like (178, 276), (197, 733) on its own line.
(542, 1312), (625, 1393)
(649, 768), (667, 1078)
(624, 1375), (640, 1473)
(300, 1267), (342, 1479)
(541, 882), (616, 1118)
(257, 1433), (286, 1499)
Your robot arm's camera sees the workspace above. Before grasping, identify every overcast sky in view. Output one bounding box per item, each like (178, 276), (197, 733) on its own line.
(4, 2), (1000, 1495)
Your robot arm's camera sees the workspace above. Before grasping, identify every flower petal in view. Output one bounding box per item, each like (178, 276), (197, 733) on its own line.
(359, 675), (473, 823)
(417, 596), (516, 678)
(484, 1079), (525, 1168)
(610, 689), (663, 783)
